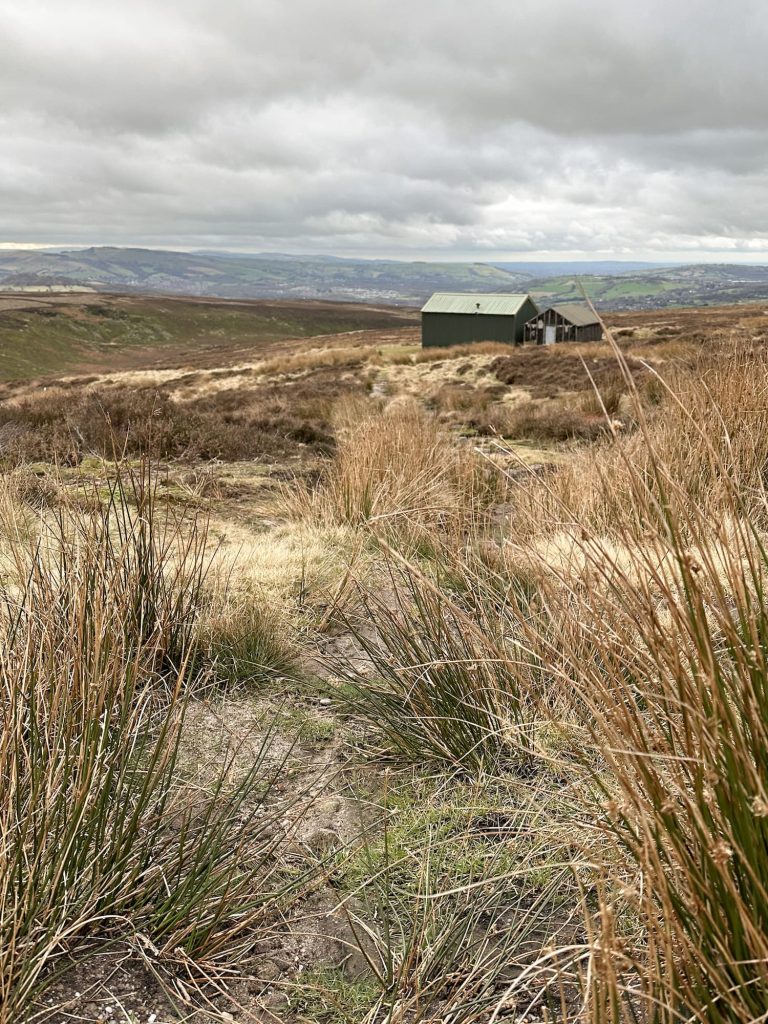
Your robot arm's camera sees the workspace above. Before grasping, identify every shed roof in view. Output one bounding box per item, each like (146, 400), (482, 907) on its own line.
(548, 303), (601, 327)
(421, 292), (532, 316)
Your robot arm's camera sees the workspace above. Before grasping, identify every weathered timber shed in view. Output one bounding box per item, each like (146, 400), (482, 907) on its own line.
(421, 292), (539, 348)
(523, 303), (603, 345)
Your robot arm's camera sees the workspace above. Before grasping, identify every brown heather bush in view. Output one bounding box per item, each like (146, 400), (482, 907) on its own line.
(0, 382), (341, 464)
(478, 397), (610, 442)
(424, 359), (628, 442)
(425, 381), (604, 441)
(428, 383), (494, 417)
(490, 346), (647, 398)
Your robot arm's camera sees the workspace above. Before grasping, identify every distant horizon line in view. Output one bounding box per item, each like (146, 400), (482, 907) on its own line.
(5, 243), (768, 267)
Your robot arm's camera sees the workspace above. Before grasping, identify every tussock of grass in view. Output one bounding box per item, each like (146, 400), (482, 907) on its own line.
(508, 342), (768, 539)
(287, 398), (505, 543)
(545, 520), (768, 1022)
(501, 343), (768, 1020)
(343, 806), (572, 1024)
(289, 967), (379, 1024)
(337, 560), (541, 774)
(201, 597), (296, 685)
(0, 466), (304, 1021)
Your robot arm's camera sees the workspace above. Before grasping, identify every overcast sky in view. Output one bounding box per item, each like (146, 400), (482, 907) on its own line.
(1, 0), (767, 260)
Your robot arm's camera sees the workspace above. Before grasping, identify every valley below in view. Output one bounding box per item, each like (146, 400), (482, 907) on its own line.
(6, 246), (768, 310)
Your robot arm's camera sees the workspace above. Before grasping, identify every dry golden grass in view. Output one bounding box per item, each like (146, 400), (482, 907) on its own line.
(253, 344), (381, 378)
(0, 468), (308, 1021)
(498, 342), (768, 539)
(286, 397), (505, 546)
(413, 340), (517, 363)
(509, 462), (768, 1020)
(206, 517), (367, 630)
(307, 330), (768, 1022)
(516, 345), (768, 1020)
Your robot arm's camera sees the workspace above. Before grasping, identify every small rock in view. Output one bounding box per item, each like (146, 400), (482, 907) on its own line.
(306, 827), (339, 855)
(257, 959), (281, 982)
(261, 990), (289, 1011)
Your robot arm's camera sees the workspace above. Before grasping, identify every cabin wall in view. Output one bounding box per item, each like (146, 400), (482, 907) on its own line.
(573, 323), (603, 341)
(514, 298), (540, 344)
(422, 312), (518, 348)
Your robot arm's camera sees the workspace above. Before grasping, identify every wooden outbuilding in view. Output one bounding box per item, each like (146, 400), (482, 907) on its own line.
(523, 303), (603, 345)
(421, 292), (539, 348)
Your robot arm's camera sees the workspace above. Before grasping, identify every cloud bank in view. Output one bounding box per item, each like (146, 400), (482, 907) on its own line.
(1, 0), (767, 258)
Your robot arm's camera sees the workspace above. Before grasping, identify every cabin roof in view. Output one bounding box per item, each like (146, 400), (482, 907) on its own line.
(421, 292), (532, 316)
(547, 303), (601, 327)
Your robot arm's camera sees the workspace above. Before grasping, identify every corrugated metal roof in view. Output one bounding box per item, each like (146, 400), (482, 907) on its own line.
(548, 303), (601, 327)
(421, 292), (532, 316)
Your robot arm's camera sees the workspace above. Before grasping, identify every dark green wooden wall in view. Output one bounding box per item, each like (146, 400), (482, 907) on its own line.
(421, 298), (539, 348)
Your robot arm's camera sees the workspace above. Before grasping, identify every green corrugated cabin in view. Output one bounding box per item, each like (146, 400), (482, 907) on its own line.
(420, 292), (539, 348)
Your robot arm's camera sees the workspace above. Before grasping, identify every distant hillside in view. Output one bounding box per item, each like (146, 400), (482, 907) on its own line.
(0, 248), (528, 305)
(3, 248), (768, 310)
(491, 260), (673, 278)
(0, 293), (417, 381)
(529, 264), (768, 311)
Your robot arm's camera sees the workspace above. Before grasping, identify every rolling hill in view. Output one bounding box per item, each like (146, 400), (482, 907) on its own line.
(0, 293), (417, 381)
(0, 248), (529, 305)
(3, 248), (768, 310)
(529, 264), (768, 310)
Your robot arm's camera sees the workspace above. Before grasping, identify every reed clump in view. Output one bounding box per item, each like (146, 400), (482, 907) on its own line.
(319, 336), (768, 1021)
(493, 343), (768, 1020)
(288, 398), (506, 544)
(508, 342), (768, 539)
(0, 466), (300, 1021)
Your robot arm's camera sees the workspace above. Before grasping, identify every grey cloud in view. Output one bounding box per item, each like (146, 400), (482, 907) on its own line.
(1, 0), (767, 257)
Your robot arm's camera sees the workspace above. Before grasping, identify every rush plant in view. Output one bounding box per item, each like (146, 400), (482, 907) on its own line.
(0, 467), (301, 1021)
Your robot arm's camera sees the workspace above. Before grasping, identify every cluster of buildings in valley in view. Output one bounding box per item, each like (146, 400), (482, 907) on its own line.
(420, 292), (602, 348)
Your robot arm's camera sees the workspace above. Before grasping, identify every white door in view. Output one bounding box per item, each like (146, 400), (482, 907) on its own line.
(544, 325), (556, 345)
